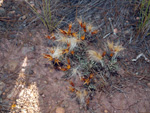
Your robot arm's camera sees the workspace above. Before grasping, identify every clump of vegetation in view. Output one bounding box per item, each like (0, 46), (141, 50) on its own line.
(25, 0), (64, 32)
(43, 18), (125, 109)
(135, 0), (150, 38)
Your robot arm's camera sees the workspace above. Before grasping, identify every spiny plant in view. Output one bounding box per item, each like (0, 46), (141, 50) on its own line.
(43, 18), (125, 109)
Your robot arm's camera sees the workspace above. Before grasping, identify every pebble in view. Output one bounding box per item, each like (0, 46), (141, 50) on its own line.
(147, 83), (150, 88)
(0, 7), (5, 16)
(42, 94), (45, 98)
(56, 107), (65, 113)
(44, 81), (48, 84)
(18, 15), (27, 20)
(104, 110), (108, 113)
(113, 28), (118, 35)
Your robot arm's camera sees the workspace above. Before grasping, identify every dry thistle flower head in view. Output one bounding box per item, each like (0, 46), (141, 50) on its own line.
(43, 54), (53, 61)
(87, 50), (104, 66)
(68, 23), (72, 35)
(59, 29), (68, 35)
(77, 18), (82, 26)
(87, 50), (103, 62)
(107, 41), (124, 54)
(87, 23), (99, 35)
(114, 45), (124, 53)
(87, 23), (92, 32)
(71, 32), (77, 38)
(107, 41), (124, 53)
(67, 38), (81, 50)
(56, 34), (68, 43)
(69, 86), (75, 92)
(80, 34), (85, 40)
(77, 18), (86, 32)
(56, 34), (80, 51)
(76, 90), (88, 104)
(107, 40), (114, 51)
(51, 47), (63, 59)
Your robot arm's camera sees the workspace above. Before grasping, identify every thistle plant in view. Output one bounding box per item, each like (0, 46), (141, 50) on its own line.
(43, 19), (125, 109)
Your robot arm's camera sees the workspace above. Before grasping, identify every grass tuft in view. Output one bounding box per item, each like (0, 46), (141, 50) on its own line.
(25, 0), (64, 32)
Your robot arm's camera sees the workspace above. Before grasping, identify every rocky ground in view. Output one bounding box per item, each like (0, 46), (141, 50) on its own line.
(0, 0), (150, 113)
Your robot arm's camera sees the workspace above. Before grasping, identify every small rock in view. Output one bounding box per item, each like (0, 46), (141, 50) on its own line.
(56, 107), (65, 113)
(104, 110), (108, 113)
(44, 81), (48, 84)
(113, 28), (118, 35)
(0, 7), (5, 16)
(41, 93), (45, 98)
(19, 15), (27, 20)
(136, 17), (140, 20)
(147, 83), (150, 88)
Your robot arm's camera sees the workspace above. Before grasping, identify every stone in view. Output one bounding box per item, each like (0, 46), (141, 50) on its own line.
(113, 28), (118, 34)
(56, 107), (65, 113)
(18, 15), (27, 20)
(0, 7), (5, 16)
(104, 110), (108, 113)
(147, 83), (150, 88)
